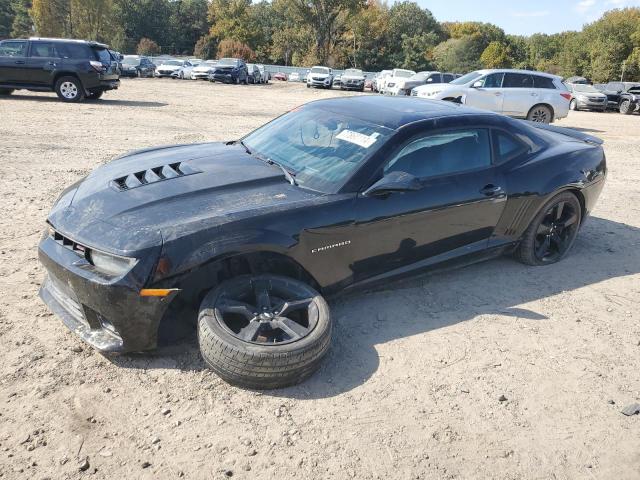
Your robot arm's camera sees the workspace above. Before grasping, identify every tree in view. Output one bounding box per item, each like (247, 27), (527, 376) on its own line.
(170, 0), (209, 55)
(339, 0), (389, 70)
(114, 0), (172, 52)
(0, 0), (13, 38)
(480, 41), (511, 68)
(208, 0), (255, 45)
(194, 33), (217, 59)
(433, 36), (482, 73)
(30, 0), (71, 37)
(217, 38), (255, 60)
(11, 0), (33, 37)
(69, 0), (118, 42)
(136, 37), (160, 55)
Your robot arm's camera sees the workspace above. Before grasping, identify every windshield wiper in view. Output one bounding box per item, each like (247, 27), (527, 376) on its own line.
(238, 139), (251, 155)
(266, 159), (297, 186)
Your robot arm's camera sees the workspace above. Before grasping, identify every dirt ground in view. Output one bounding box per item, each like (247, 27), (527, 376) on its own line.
(0, 79), (639, 480)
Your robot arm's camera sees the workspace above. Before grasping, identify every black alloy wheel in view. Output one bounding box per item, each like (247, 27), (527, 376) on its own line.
(517, 192), (582, 266)
(198, 274), (331, 389)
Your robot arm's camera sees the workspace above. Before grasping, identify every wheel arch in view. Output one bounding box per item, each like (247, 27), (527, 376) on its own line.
(156, 249), (321, 346)
(53, 71), (83, 88)
(527, 103), (555, 122)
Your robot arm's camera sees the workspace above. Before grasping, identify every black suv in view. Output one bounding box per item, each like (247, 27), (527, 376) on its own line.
(0, 37), (120, 102)
(208, 58), (248, 84)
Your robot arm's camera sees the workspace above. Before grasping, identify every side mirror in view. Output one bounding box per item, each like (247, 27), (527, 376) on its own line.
(363, 171), (422, 197)
(472, 80), (483, 88)
(426, 77), (433, 83)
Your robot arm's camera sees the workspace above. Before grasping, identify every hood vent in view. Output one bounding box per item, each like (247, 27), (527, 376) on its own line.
(111, 162), (200, 191)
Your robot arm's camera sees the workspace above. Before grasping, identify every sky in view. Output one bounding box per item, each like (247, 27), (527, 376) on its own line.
(417, 0), (640, 35)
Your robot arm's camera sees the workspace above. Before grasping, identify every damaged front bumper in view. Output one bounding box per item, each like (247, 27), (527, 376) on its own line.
(38, 231), (173, 353)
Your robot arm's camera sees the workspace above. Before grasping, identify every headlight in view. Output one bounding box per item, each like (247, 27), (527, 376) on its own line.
(89, 249), (137, 276)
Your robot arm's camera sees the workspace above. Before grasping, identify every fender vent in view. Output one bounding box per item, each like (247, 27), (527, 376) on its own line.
(111, 162), (200, 191)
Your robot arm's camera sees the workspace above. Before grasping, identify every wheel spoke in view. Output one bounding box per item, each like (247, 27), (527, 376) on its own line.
(551, 233), (567, 253)
(536, 235), (551, 259)
(238, 321), (261, 342)
(555, 202), (565, 221)
(274, 317), (308, 341)
(217, 298), (256, 320)
(253, 280), (271, 310)
(562, 213), (578, 228)
(536, 222), (552, 235)
(277, 297), (313, 316)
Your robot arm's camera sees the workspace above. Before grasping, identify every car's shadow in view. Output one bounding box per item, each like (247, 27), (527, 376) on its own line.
(1, 94), (167, 107)
(109, 216), (640, 397)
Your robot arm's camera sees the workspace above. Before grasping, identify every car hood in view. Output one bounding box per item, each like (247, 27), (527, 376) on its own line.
(310, 73), (330, 78)
(158, 64), (181, 71)
(47, 143), (320, 254)
(213, 65), (238, 72)
(194, 65), (214, 72)
(341, 75), (364, 81)
(574, 91), (606, 98)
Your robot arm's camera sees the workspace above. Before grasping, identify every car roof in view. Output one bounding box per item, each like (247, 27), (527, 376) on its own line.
(307, 96), (496, 130)
(27, 37), (109, 48)
(476, 68), (562, 80)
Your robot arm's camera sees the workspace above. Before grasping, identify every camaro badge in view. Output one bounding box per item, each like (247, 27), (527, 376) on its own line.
(311, 240), (351, 254)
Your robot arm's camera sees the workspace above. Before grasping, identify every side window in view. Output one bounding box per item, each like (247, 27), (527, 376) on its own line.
(384, 129), (492, 179)
(57, 43), (91, 59)
(494, 131), (527, 164)
(481, 72), (504, 88)
(29, 42), (59, 58)
(503, 73), (534, 88)
(533, 75), (555, 89)
(0, 40), (27, 57)
(442, 74), (454, 83)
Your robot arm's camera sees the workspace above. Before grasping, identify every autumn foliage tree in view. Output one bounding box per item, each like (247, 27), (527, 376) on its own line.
(136, 37), (159, 55)
(216, 38), (255, 61)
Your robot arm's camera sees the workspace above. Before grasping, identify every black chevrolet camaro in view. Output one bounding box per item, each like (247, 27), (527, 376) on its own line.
(39, 96), (606, 389)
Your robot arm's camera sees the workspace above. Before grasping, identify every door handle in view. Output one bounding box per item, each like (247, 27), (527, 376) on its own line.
(480, 184), (505, 196)
(531, 92), (538, 96)
(14, 60), (25, 64)
(494, 92), (502, 96)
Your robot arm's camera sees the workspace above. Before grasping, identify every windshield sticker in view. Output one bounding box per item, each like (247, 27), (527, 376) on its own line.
(336, 130), (379, 148)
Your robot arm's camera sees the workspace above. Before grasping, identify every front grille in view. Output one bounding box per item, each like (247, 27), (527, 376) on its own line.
(111, 162), (200, 191)
(588, 97), (604, 102)
(312, 77), (324, 81)
(50, 229), (89, 258)
(411, 90), (418, 96)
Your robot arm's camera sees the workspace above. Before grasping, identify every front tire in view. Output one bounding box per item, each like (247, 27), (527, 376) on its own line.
(527, 104), (553, 123)
(55, 76), (84, 102)
(619, 99), (634, 115)
(570, 99), (578, 111)
(198, 274), (332, 389)
(516, 192), (582, 266)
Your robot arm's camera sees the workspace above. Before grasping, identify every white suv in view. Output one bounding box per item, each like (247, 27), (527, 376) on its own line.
(412, 69), (571, 123)
(382, 68), (415, 95)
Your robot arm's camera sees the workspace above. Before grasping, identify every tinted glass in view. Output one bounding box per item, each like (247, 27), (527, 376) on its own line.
(503, 73), (534, 88)
(607, 83), (623, 91)
(482, 72), (504, 88)
(56, 43), (91, 59)
(218, 58), (239, 66)
(385, 129), (492, 178)
(426, 73), (441, 83)
(495, 131), (526, 163)
(243, 107), (393, 193)
(29, 42), (59, 57)
(122, 56), (140, 65)
(92, 47), (112, 64)
(442, 74), (454, 82)
(533, 75), (555, 89)
(451, 71), (482, 85)
(0, 40), (27, 57)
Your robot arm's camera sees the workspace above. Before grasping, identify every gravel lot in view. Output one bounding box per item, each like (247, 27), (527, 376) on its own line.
(0, 79), (639, 480)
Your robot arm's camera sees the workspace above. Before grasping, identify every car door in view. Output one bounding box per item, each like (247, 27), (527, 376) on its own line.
(26, 40), (61, 86)
(502, 72), (536, 117)
(0, 40), (29, 84)
(350, 127), (507, 280)
(464, 72), (505, 113)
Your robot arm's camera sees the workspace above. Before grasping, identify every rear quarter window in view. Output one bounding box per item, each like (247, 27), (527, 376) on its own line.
(493, 131), (528, 164)
(92, 47), (112, 64)
(533, 76), (556, 89)
(57, 43), (92, 59)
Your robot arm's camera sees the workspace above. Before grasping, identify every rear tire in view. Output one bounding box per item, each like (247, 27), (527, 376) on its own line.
(55, 76), (84, 102)
(86, 91), (103, 100)
(527, 104), (553, 123)
(619, 99), (634, 115)
(198, 274), (332, 389)
(516, 192), (582, 266)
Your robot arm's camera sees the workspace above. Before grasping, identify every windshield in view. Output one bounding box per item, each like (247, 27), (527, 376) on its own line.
(572, 84), (599, 93)
(163, 60), (182, 66)
(218, 58), (238, 66)
(451, 71), (483, 85)
(311, 67), (329, 74)
(344, 69), (363, 76)
(395, 70), (414, 78)
(122, 56), (140, 65)
(201, 60), (217, 66)
(242, 107), (393, 193)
